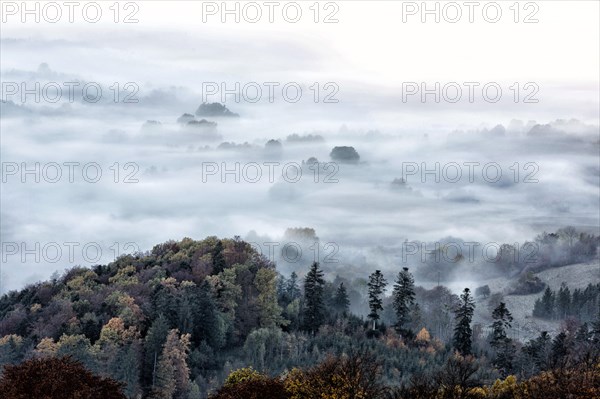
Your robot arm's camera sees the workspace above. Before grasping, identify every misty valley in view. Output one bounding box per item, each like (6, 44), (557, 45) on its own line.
(1, 88), (598, 398)
(1, 2), (599, 399)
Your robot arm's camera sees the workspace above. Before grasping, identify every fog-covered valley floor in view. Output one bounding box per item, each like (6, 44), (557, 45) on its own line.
(1, 3), (600, 398)
(2, 2), (599, 295)
(2, 82), (599, 292)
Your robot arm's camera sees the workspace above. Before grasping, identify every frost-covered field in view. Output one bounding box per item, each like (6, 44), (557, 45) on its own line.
(473, 260), (600, 341)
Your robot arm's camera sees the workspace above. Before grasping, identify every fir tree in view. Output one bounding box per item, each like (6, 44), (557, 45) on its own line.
(557, 283), (571, 319)
(367, 270), (387, 330)
(333, 283), (350, 316)
(550, 331), (569, 368)
(303, 262), (326, 333)
(278, 272), (301, 307)
(115, 342), (142, 398)
(392, 267), (416, 337)
(572, 288), (583, 319)
(195, 282), (225, 349)
(177, 286), (196, 336)
(489, 302), (514, 376)
(286, 272), (301, 302)
(523, 331), (552, 372)
(453, 288), (475, 355)
(144, 314), (170, 389)
(152, 284), (178, 327)
(540, 287), (555, 319)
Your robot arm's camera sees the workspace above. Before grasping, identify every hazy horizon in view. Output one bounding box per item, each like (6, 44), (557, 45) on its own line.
(1, 0), (599, 293)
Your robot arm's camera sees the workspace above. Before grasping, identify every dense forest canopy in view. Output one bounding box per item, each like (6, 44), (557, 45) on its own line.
(0, 232), (598, 398)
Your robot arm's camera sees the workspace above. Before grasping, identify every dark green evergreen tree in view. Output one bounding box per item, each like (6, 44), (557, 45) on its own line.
(144, 314), (170, 390)
(152, 285), (178, 327)
(195, 282), (225, 349)
(114, 342), (141, 398)
(489, 302), (514, 376)
(571, 288), (583, 319)
(333, 283), (350, 316)
(392, 267), (416, 337)
(302, 262), (326, 333)
(453, 288), (475, 355)
(539, 287), (555, 319)
(277, 272), (302, 310)
(523, 331), (552, 373)
(557, 283), (571, 319)
(550, 331), (569, 368)
(286, 272), (301, 302)
(178, 285), (197, 336)
(367, 270), (387, 330)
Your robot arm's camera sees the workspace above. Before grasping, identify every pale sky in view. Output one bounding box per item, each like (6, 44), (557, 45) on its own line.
(3, 1), (599, 85)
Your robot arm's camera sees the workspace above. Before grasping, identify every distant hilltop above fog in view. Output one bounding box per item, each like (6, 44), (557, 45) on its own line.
(196, 102), (239, 118)
(330, 146), (360, 163)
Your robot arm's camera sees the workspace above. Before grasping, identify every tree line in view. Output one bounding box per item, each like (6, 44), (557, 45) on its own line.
(0, 236), (598, 398)
(533, 283), (599, 321)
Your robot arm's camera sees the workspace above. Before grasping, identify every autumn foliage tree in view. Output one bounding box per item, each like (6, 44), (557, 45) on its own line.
(0, 356), (126, 399)
(212, 352), (388, 399)
(285, 351), (388, 399)
(255, 268), (288, 329)
(150, 329), (191, 399)
(210, 367), (289, 399)
(0, 234), (597, 399)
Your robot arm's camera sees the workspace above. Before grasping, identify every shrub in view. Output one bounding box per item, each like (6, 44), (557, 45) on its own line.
(285, 351), (387, 399)
(211, 378), (289, 399)
(0, 356), (126, 399)
(509, 273), (545, 295)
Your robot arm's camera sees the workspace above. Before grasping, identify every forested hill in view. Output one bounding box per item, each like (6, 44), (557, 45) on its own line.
(0, 235), (599, 399)
(0, 236), (277, 397)
(0, 236), (278, 345)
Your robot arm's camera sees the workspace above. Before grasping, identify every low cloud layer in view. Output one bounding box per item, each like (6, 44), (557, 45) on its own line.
(1, 19), (599, 293)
